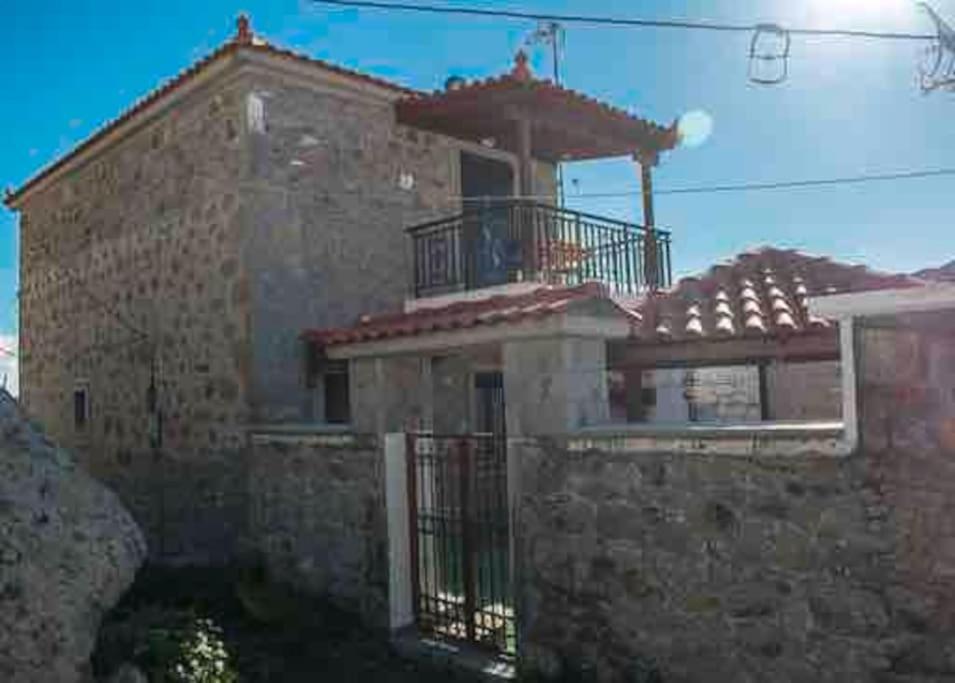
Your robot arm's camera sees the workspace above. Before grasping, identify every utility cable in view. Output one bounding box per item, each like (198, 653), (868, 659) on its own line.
(449, 167), (955, 202)
(312, 0), (936, 41)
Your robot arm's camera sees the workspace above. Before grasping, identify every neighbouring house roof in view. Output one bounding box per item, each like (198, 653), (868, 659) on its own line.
(629, 247), (922, 343)
(914, 260), (955, 282)
(395, 51), (678, 163)
(811, 281), (955, 319)
(4, 15), (418, 209)
(304, 281), (638, 347)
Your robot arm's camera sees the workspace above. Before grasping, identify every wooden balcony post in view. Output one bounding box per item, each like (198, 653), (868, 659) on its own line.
(636, 152), (659, 290)
(516, 114), (539, 279)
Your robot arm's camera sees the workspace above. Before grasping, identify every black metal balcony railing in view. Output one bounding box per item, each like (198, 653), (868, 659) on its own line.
(407, 201), (672, 299)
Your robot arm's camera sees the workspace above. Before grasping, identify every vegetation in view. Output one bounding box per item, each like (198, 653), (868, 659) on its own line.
(93, 564), (483, 682)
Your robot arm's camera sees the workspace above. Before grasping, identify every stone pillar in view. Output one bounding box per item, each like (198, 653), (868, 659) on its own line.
(350, 356), (433, 434)
(431, 355), (472, 434)
(502, 336), (609, 436)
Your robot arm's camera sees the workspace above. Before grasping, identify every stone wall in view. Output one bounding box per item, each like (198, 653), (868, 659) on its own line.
(515, 439), (886, 682)
(514, 313), (955, 682)
(245, 431), (388, 625)
(239, 69), (552, 423)
(856, 312), (955, 638)
(15, 54), (558, 560)
(17, 68), (252, 561)
(503, 336), (609, 436)
(767, 359), (841, 421)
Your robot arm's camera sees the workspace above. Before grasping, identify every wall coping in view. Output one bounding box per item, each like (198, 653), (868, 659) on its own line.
(246, 423), (376, 447)
(577, 421), (844, 438)
(568, 421), (849, 457)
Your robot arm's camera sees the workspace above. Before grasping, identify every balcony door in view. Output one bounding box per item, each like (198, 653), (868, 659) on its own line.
(460, 153), (517, 288)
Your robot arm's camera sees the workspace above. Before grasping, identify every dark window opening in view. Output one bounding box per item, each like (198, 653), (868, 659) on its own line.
(474, 371), (506, 436)
(609, 360), (842, 425)
(323, 360), (351, 425)
(73, 388), (88, 430)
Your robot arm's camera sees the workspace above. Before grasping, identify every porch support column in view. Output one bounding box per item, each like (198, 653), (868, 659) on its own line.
(636, 151), (659, 290)
(515, 113), (539, 278)
(517, 115), (534, 198)
(502, 335), (610, 436)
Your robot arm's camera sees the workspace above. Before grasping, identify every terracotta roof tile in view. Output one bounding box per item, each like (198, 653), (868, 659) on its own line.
(305, 281), (623, 347)
(630, 246), (922, 343)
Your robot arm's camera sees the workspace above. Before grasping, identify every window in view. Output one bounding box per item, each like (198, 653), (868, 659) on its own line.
(610, 360), (842, 425)
(305, 341), (351, 425)
(73, 387), (89, 430)
(323, 360), (351, 425)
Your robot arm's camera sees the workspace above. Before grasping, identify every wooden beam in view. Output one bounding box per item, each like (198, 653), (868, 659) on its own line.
(608, 332), (841, 369)
(516, 115), (533, 196)
(637, 155), (659, 289)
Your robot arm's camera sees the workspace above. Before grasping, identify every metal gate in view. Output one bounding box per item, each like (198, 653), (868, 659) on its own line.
(406, 433), (514, 654)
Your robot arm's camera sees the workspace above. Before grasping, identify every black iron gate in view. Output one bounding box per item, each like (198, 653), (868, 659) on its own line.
(406, 433), (514, 654)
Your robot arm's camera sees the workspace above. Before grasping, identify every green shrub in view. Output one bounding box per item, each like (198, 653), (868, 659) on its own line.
(166, 617), (237, 683)
(96, 606), (237, 683)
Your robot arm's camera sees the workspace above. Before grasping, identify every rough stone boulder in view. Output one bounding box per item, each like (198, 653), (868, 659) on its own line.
(0, 390), (146, 682)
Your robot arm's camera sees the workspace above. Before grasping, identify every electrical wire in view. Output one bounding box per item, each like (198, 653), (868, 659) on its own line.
(311, 0), (936, 41)
(646, 167), (955, 197)
(449, 167), (955, 202)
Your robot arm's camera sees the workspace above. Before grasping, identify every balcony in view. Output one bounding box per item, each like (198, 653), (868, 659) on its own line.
(407, 201), (672, 299)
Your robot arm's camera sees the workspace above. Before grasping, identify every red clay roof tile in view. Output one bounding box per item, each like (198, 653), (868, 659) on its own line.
(631, 246), (921, 343)
(304, 281), (623, 347)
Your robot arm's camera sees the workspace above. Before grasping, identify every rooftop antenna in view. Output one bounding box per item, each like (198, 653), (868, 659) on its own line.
(526, 21), (567, 206)
(918, 3), (955, 92)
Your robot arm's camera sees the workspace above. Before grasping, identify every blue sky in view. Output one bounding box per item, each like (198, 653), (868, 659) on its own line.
(3, 0), (954, 349)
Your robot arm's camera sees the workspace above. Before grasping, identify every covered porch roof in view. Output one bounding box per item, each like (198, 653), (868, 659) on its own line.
(304, 282), (640, 359)
(396, 51), (679, 164)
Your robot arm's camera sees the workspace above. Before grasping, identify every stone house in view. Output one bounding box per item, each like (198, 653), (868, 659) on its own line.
(10, 14), (955, 680)
(3, 15), (677, 559)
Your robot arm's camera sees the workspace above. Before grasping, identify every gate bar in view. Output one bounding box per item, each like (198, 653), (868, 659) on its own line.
(459, 437), (477, 643)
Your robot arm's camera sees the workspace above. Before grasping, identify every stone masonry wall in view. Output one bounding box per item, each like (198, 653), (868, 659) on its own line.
(14, 54), (558, 563)
(517, 440), (891, 682)
(17, 69), (252, 560)
(245, 431), (388, 625)
(856, 313), (955, 641)
(515, 314), (955, 682)
(240, 71), (537, 423)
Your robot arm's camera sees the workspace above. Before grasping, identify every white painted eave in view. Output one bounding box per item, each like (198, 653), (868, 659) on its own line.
(810, 283), (955, 319)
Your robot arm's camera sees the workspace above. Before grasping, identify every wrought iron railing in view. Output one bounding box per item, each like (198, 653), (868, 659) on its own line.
(407, 200), (672, 298)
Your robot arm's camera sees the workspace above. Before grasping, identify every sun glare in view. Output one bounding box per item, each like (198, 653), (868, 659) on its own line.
(806, 0), (912, 23)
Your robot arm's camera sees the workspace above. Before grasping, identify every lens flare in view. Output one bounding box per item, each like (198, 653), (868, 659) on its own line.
(678, 110), (714, 148)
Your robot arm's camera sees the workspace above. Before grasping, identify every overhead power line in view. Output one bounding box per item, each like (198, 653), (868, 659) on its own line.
(652, 167), (955, 196)
(312, 0), (936, 41)
(453, 167), (955, 202)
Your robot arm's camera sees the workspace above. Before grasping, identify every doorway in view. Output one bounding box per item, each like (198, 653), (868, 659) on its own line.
(474, 371), (506, 437)
(460, 153), (518, 289)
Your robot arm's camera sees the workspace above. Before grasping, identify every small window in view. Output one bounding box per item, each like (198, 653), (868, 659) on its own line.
(73, 387), (89, 430)
(323, 360), (351, 425)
